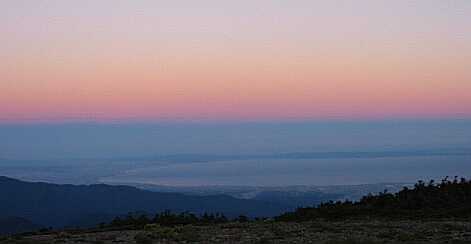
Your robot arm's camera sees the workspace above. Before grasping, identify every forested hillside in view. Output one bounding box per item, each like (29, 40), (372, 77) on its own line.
(0, 176), (285, 230)
(277, 177), (471, 221)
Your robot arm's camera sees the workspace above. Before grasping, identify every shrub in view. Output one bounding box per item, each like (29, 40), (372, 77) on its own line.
(277, 177), (471, 221)
(175, 226), (201, 242)
(134, 233), (153, 244)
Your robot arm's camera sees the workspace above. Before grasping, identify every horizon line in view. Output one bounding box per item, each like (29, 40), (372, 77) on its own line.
(1, 116), (471, 125)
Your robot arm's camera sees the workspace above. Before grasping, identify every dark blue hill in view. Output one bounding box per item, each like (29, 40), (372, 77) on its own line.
(0, 176), (285, 231)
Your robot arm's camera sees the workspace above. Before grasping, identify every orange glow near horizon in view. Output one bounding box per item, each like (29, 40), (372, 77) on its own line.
(1, 1), (471, 122)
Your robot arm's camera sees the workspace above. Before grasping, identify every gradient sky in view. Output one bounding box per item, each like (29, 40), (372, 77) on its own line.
(1, 0), (471, 122)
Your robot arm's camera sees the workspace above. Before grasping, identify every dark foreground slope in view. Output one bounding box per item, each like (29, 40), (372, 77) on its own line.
(0, 176), (285, 230)
(3, 220), (471, 243)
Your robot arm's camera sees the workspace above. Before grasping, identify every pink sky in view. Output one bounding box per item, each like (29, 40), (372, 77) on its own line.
(1, 1), (470, 122)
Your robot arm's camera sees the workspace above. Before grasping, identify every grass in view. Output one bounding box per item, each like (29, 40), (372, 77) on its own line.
(1, 219), (470, 243)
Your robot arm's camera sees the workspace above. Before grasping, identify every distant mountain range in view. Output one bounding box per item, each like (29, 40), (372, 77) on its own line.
(0, 176), (286, 233)
(0, 176), (415, 235)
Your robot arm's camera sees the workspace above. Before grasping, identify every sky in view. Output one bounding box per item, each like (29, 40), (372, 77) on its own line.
(1, 0), (471, 122)
(1, 119), (470, 160)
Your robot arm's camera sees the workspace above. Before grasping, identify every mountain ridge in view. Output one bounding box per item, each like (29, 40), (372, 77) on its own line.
(0, 176), (286, 231)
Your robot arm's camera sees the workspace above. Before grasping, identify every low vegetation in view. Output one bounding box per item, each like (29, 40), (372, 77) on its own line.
(2, 220), (471, 243)
(110, 211), (231, 228)
(277, 177), (471, 221)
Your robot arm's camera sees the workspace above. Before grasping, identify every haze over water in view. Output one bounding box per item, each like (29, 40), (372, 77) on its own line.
(1, 1), (471, 186)
(1, 120), (470, 186)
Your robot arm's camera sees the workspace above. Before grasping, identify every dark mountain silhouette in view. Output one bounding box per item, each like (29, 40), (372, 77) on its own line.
(0, 176), (285, 231)
(0, 217), (41, 235)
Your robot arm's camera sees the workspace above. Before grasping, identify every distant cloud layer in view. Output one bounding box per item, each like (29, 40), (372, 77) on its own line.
(1, 119), (470, 159)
